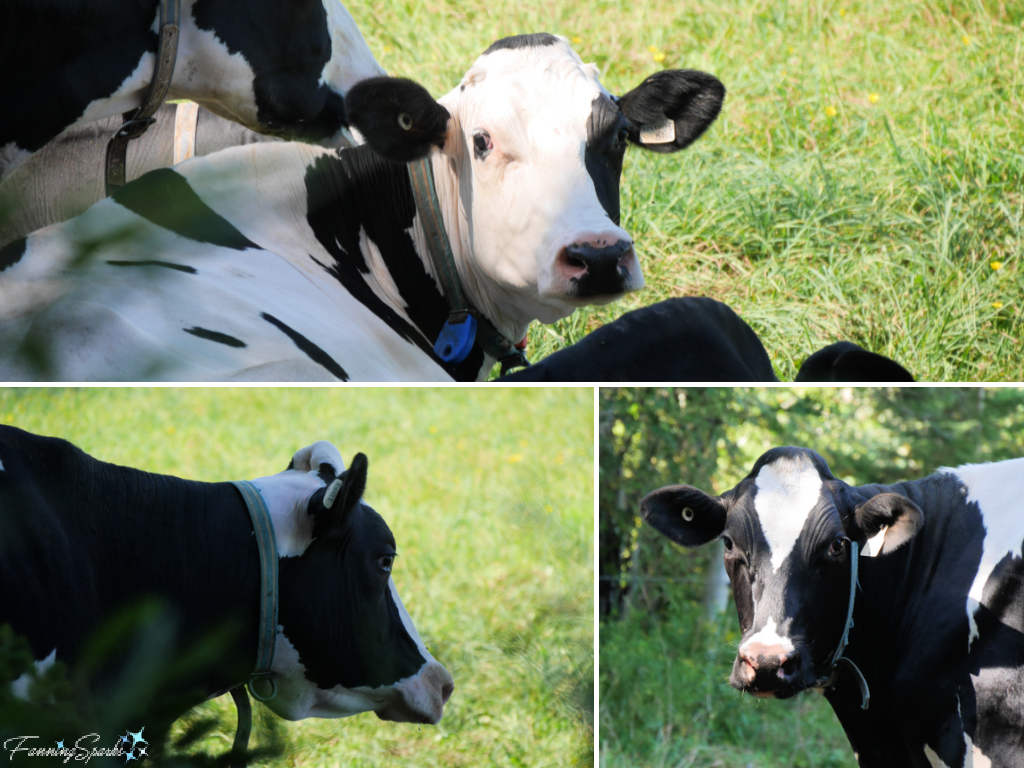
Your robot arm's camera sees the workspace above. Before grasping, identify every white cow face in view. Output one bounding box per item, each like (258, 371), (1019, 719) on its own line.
(250, 441), (453, 723)
(345, 34), (725, 324)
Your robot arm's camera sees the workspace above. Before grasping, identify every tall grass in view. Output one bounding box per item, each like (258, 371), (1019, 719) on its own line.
(0, 387), (594, 767)
(354, 0), (1023, 381)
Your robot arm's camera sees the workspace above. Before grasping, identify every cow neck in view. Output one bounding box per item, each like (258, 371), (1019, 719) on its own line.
(227, 480), (280, 768)
(104, 0), (182, 195)
(814, 540), (870, 710)
(407, 154), (529, 375)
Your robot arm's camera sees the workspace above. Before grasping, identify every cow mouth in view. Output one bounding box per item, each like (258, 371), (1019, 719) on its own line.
(373, 664), (454, 725)
(730, 657), (812, 700)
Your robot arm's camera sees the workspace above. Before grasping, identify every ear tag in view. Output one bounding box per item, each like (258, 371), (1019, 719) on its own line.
(862, 526), (888, 557)
(640, 117), (676, 145)
(434, 313), (477, 364)
(324, 478), (343, 509)
(681, 507), (694, 521)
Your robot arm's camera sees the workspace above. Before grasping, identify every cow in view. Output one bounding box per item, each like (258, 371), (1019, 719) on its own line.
(0, 426), (454, 734)
(0, 34), (726, 382)
(498, 297), (915, 382)
(641, 446), (1024, 767)
(0, 103), (279, 250)
(0, 0), (385, 182)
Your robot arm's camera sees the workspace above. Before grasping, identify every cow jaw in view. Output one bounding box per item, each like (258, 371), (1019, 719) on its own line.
(433, 38), (642, 332)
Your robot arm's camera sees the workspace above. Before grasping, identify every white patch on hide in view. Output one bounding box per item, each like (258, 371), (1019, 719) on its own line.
(739, 617), (795, 656)
(862, 525), (888, 557)
(941, 457), (1024, 649)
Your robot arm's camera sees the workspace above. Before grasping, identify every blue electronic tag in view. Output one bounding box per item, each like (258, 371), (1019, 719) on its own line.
(434, 314), (478, 364)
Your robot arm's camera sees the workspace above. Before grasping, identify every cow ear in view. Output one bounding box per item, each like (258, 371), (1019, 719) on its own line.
(854, 493), (923, 554)
(616, 69), (725, 154)
(311, 453), (369, 533)
(641, 485), (727, 547)
(795, 342), (915, 383)
(344, 76), (452, 162)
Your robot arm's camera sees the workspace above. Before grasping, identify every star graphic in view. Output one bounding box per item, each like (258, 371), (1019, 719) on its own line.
(128, 728), (147, 748)
(137, 746), (148, 758)
(55, 741), (64, 749)
(124, 752), (136, 763)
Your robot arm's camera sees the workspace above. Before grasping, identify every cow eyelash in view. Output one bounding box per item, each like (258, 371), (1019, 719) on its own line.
(473, 131), (492, 159)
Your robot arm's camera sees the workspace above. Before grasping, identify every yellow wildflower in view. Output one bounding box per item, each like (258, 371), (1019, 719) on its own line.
(991, 261), (1004, 270)
(962, 35), (971, 45)
(825, 105), (838, 117)
(653, 51), (666, 63)
(571, 36), (582, 44)
(992, 301), (1004, 309)
(839, 8), (846, 17)
(648, 45), (659, 53)
(787, 46), (795, 54)
(507, 454), (524, 464)
(869, 92), (880, 104)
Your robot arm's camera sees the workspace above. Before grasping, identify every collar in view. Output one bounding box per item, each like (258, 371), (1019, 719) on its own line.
(228, 480), (280, 767)
(814, 540), (870, 710)
(406, 156), (530, 376)
(105, 0), (183, 195)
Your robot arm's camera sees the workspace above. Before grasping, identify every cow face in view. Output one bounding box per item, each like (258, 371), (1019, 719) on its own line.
(179, 0), (385, 145)
(251, 441), (453, 723)
(641, 447), (923, 700)
(345, 34), (724, 324)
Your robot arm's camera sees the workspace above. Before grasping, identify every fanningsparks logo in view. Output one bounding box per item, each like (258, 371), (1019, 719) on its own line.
(4, 728), (148, 763)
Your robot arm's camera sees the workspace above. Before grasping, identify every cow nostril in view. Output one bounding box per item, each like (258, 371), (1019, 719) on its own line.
(441, 681), (454, 703)
(566, 254), (586, 268)
(780, 654), (800, 678)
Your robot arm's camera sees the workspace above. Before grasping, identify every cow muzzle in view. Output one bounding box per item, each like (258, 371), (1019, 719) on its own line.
(375, 660), (454, 725)
(556, 238), (640, 299)
(730, 641), (814, 700)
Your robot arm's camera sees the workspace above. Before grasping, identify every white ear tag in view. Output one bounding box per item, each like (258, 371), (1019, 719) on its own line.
(324, 478), (343, 509)
(862, 526), (888, 557)
(640, 117), (676, 145)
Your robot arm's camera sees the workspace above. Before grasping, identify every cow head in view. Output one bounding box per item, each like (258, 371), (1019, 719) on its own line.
(641, 447), (923, 699)
(345, 34), (724, 325)
(250, 441), (453, 723)
(179, 0), (386, 145)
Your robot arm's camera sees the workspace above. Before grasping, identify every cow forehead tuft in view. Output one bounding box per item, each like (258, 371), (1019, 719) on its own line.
(753, 454), (826, 571)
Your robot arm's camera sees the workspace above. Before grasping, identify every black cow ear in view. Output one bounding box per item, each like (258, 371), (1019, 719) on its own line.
(310, 453), (369, 534)
(795, 342), (915, 382)
(345, 77), (452, 162)
(854, 492), (923, 554)
(616, 69), (725, 154)
(641, 485), (727, 547)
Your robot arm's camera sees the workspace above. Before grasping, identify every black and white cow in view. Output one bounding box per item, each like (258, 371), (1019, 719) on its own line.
(498, 298), (915, 382)
(0, 426), (453, 729)
(642, 447), (1024, 767)
(0, 34), (725, 381)
(0, 0), (385, 181)
(0, 103), (279, 250)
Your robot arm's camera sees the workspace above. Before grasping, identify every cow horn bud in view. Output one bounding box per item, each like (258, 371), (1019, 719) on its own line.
(324, 478), (344, 509)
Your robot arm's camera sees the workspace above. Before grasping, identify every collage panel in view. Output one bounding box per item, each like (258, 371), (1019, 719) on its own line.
(0, 386), (594, 767)
(599, 386), (1024, 768)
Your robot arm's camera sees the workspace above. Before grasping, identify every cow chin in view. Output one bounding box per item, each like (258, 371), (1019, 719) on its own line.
(375, 660), (454, 725)
(729, 656), (812, 700)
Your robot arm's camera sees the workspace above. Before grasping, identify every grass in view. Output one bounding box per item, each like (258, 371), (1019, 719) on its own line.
(352, 0), (1023, 381)
(0, 387), (594, 767)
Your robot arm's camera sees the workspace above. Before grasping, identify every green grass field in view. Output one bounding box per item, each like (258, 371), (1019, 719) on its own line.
(0, 387), (594, 767)
(353, 0), (1023, 381)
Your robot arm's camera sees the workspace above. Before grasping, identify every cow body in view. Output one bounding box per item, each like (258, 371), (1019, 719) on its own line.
(0, 35), (725, 382)
(498, 297), (915, 382)
(0, 0), (385, 182)
(642, 448), (1024, 768)
(0, 426), (452, 728)
(0, 103), (279, 250)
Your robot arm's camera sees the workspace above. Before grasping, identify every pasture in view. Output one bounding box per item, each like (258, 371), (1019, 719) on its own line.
(355, 0), (1023, 381)
(0, 387), (594, 767)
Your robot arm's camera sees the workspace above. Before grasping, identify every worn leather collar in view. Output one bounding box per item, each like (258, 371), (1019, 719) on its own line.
(814, 540), (870, 710)
(407, 156), (530, 376)
(104, 0), (183, 195)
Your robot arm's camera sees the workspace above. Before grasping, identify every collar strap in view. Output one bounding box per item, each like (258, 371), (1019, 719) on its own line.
(105, 0), (182, 195)
(814, 540), (870, 709)
(407, 157), (530, 375)
(227, 480), (280, 768)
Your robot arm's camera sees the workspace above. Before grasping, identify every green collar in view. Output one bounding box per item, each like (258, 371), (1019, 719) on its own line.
(228, 480), (281, 767)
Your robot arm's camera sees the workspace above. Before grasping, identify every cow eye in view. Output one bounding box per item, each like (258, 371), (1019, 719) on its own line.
(377, 555), (394, 572)
(828, 537), (846, 557)
(473, 131), (492, 158)
(722, 535), (734, 552)
(616, 127), (629, 145)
